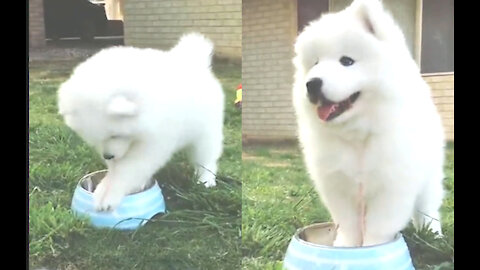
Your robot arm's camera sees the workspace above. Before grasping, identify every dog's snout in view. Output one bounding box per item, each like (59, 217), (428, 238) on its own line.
(103, 153), (115, 160)
(306, 78), (323, 104)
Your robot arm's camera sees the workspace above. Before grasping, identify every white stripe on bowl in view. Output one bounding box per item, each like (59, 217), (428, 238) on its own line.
(398, 257), (415, 270)
(72, 194), (94, 207)
(283, 260), (303, 270)
(74, 185), (162, 208)
(287, 245), (410, 265)
(116, 200), (165, 218)
(79, 200), (165, 220)
(72, 196), (165, 218)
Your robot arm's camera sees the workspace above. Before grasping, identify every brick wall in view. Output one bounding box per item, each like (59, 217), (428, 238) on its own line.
(423, 73), (454, 141)
(242, 0), (297, 143)
(123, 0), (241, 59)
(29, 0), (46, 48)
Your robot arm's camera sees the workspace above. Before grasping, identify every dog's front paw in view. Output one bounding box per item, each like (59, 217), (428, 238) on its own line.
(333, 234), (350, 247)
(93, 180), (125, 212)
(427, 220), (443, 238)
(198, 174), (216, 188)
(333, 231), (359, 247)
(427, 224), (444, 239)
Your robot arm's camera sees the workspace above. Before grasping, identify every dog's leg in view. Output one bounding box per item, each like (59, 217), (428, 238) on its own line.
(93, 162), (154, 211)
(190, 130), (223, 188)
(412, 177), (444, 236)
(330, 202), (362, 247)
(93, 143), (174, 211)
(316, 182), (362, 247)
(333, 223), (362, 247)
(362, 191), (416, 246)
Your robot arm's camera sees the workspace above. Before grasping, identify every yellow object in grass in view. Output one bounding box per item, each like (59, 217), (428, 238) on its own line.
(234, 84), (242, 104)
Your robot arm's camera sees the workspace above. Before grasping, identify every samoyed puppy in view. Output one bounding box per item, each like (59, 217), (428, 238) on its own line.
(58, 33), (224, 211)
(292, 0), (445, 247)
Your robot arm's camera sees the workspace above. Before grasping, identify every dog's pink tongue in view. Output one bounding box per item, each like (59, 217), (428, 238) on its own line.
(317, 104), (338, 121)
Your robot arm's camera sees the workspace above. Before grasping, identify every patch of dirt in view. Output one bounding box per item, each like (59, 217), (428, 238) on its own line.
(29, 39), (123, 62)
(270, 147), (300, 155)
(263, 161), (290, 168)
(29, 47), (101, 62)
(242, 152), (291, 168)
(242, 152), (259, 161)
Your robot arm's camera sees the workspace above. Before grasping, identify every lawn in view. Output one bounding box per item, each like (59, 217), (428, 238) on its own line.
(28, 53), (454, 270)
(241, 144), (454, 270)
(29, 57), (242, 269)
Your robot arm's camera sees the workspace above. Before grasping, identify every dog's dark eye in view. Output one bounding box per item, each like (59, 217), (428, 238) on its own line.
(314, 60), (318, 66)
(340, 56), (355, 66)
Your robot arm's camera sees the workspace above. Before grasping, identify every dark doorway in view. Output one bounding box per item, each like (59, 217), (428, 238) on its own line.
(297, 0), (329, 33)
(43, 0), (123, 46)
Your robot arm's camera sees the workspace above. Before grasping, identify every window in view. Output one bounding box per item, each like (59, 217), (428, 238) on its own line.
(421, 0), (454, 73)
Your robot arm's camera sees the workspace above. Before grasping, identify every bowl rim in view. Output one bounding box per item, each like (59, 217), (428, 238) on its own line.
(76, 169), (156, 196)
(294, 222), (403, 250)
(77, 169), (108, 195)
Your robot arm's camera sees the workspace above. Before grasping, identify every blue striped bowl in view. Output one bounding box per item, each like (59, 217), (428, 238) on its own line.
(71, 170), (166, 230)
(284, 223), (415, 270)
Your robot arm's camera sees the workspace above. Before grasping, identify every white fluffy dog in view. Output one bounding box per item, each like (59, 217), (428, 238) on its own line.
(292, 0), (445, 246)
(58, 33), (224, 211)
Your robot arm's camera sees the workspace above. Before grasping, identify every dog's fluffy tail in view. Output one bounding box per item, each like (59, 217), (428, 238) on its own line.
(170, 33), (214, 68)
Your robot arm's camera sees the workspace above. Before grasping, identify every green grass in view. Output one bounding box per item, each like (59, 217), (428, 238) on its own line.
(241, 144), (454, 270)
(29, 58), (242, 269)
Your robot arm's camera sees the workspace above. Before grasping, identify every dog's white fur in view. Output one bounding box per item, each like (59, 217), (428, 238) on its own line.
(292, 0), (445, 246)
(58, 33), (224, 211)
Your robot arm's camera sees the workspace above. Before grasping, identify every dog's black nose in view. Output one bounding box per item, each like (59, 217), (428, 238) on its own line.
(103, 153), (115, 160)
(306, 78), (323, 103)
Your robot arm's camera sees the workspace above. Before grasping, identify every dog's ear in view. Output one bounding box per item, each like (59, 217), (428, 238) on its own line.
(350, 0), (383, 35)
(349, 0), (396, 41)
(107, 96), (138, 117)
